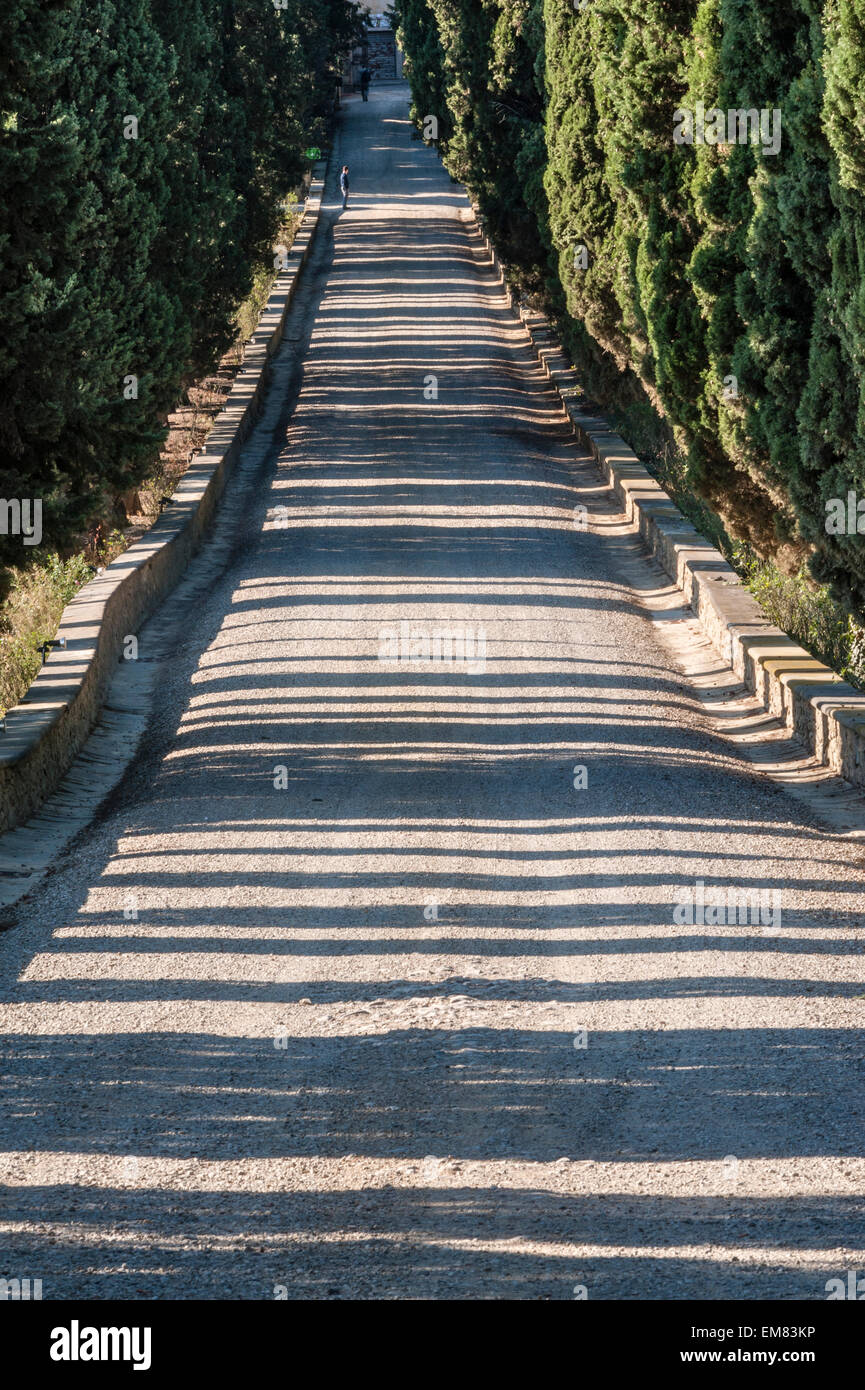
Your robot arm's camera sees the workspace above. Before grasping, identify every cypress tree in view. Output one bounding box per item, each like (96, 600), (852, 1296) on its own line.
(397, 0), (454, 148)
(0, 0), (176, 545)
(803, 0), (865, 611)
(0, 0), (357, 559)
(543, 2), (643, 402)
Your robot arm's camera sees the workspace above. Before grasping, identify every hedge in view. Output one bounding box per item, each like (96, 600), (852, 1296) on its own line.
(395, 0), (865, 619)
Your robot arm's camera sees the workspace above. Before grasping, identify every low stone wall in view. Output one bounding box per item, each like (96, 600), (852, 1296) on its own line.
(0, 162), (328, 836)
(530, 315), (865, 791)
(465, 202), (865, 792)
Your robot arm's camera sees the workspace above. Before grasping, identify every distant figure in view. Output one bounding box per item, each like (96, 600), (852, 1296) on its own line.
(340, 165), (350, 209)
(360, 67), (371, 101)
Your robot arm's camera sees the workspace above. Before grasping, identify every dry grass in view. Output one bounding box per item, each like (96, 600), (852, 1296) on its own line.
(0, 550), (103, 718)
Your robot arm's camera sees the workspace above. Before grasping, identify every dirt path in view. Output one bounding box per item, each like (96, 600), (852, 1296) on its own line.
(1, 87), (864, 1301)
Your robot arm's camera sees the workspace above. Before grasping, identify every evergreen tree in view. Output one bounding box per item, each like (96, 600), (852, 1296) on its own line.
(0, 0), (357, 558)
(0, 0), (176, 544)
(803, 0), (865, 610)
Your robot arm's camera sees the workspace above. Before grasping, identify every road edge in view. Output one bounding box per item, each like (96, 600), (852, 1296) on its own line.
(0, 159), (330, 838)
(463, 206), (865, 797)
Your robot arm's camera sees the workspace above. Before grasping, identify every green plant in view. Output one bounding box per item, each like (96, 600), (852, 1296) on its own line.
(0, 552), (95, 716)
(0, 0), (357, 559)
(395, 0), (865, 625)
(732, 545), (865, 686)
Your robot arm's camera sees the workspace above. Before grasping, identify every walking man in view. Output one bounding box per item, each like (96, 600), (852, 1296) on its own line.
(340, 164), (350, 209)
(360, 67), (371, 101)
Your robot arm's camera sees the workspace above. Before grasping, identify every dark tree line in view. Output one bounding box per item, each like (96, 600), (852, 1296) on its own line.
(0, 0), (358, 552)
(395, 0), (865, 620)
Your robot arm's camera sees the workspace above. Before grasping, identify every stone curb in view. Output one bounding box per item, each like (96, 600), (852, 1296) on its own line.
(527, 313), (865, 791)
(466, 208), (865, 793)
(0, 160), (330, 836)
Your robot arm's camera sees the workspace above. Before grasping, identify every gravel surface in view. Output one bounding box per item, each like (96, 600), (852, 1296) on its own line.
(1, 88), (865, 1302)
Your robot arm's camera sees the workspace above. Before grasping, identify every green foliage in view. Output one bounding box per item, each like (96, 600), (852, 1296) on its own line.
(733, 546), (865, 687)
(396, 0), (453, 148)
(397, 0), (865, 623)
(803, 0), (865, 613)
(543, 1), (630, 397)
(396, 0), (546, 282)
(0, 0), (175, 541)
(0, 549), (96, 717)
(0, 0), (356, 559)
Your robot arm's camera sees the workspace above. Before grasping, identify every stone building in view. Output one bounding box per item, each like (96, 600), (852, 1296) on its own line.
(345, 3), (403, 91)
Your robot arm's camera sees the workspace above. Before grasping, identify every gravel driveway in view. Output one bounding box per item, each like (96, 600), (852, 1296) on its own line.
(1, 87), (864, 1301)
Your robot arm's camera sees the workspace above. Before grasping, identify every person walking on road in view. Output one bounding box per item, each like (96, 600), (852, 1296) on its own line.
(360, 67), (371, 101)
(340, 164), (350, 209)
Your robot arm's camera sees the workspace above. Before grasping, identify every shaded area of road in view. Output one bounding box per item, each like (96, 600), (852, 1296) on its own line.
(1, 87), (864, 1300)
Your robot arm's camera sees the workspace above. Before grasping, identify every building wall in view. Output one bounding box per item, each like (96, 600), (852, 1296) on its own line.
(368, 29), (397, 80)
(345, 6), (404, 90)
